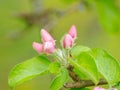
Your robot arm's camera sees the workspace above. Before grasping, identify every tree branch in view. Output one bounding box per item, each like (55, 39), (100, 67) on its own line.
(67, 65), (80, 82)
(64, 79), (107, 88)
(66, 65), (107, 88)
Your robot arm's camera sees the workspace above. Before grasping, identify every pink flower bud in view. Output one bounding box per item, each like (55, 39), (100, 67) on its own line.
(43, 41), (55, 54)
(32, 42), (43, 54)
(33, 29), (56, 54)
(41, 29), (54, 43)
(68, 25), (77, 40)
(93, 87), (106, 90)
(63, 34), (74, 49)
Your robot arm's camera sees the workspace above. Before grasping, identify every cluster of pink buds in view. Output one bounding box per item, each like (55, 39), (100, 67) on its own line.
(62, 25), (77, 49)
(32, 25), (118, 90)
(32, 25), (77, 54)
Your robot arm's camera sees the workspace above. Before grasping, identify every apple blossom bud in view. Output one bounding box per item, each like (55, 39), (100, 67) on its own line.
(63, 34), (74, 49)
(33, 29), (56, 54)
(32, 42), (43, 54)
(41, 29), (54, 43)
(93, 87), (106, 90)
(68, 25), (77, 40)
(43, 41), (55, 54)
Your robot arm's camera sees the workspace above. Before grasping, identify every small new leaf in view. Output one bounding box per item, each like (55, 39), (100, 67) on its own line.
(71, 45), (91, 58)
(50, 68), (69, 90)
(49, 62), (61, 74)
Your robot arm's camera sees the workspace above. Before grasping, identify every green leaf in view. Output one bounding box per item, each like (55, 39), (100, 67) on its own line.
(95, 0), (120, 33)
(70, 87), (90, 90)
(115, 81), (120, 89)
(71, 45), (91, 58)
(8, 55), (51, 89)
(50, 68), (69, 90)
(70, 52), (99, 84)
(49, 62), (61, 74)
(73, 67), (88, 80)
(89, 49), (120, 86)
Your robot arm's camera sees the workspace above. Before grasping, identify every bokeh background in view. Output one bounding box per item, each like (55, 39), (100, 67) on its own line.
(0, 0), (120, 90)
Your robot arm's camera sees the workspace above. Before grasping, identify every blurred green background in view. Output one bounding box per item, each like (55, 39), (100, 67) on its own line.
(0, 0), (120, 90)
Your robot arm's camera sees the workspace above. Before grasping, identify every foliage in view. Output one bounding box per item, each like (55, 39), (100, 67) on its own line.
(9, 45), (120, 89)
(8, 26), (120, 90)
(0, 0), (120, 90)
(8, 56), (51, 88)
